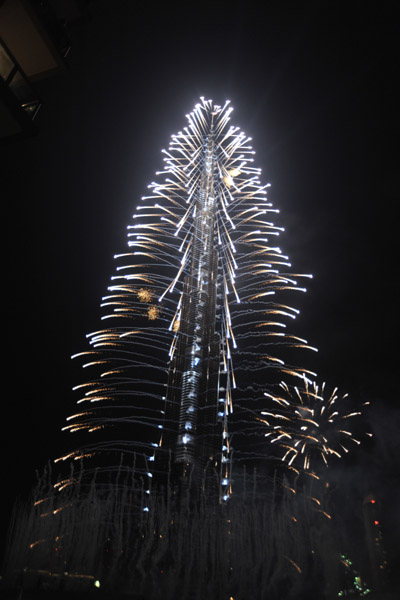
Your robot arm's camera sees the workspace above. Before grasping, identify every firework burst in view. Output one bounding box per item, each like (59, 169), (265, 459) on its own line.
(260, 379), (369, 472)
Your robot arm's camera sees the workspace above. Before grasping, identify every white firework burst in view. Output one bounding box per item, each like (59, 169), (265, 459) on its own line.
(261, 379), (368, 471)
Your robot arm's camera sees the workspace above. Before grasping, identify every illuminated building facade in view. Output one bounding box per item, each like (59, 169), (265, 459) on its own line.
(63, 98), (314, 504)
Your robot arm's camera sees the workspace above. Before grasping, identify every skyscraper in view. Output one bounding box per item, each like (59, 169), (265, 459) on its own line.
(63, 99), (313, 501)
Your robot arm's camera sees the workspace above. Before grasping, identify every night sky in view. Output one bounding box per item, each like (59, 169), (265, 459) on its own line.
(3, 0), (399, 565)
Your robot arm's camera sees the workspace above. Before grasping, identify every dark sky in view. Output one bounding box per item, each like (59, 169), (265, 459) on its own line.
(3, 0), (399, 557)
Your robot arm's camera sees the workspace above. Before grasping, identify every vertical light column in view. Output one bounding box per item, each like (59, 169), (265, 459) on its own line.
(175, 133), (218, 464)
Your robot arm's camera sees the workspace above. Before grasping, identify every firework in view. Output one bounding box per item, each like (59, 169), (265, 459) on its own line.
(60, 99), (314, 494)
(260, 379), (369, 472)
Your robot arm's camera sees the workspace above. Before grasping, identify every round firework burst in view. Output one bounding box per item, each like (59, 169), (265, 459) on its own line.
(260, 379), (369, 472)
